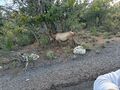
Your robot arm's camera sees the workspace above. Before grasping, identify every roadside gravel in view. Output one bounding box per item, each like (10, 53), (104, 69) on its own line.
(0, 40), (120, 90)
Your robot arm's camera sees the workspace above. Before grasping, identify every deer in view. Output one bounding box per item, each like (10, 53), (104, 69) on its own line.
(54, 31), (75, 42)
(53, 31), (76, 47)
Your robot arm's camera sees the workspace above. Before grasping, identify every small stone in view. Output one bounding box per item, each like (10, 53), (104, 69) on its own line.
(26, 79), (30, 81)
(0, 66), (3, 69)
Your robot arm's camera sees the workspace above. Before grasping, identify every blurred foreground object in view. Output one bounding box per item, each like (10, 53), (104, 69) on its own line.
(94, 69), (120, 90)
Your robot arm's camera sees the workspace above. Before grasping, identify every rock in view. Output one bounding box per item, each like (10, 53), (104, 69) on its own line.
(0, 66), (3, 69)
(25, 79), (30, 81)
(73, 46), (86, 54)
(29, 53), (39, 60)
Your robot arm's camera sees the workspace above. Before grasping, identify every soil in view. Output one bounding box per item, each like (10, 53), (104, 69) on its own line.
(0, 35), (120, 90)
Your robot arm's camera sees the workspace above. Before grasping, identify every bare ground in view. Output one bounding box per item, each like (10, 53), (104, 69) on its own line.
(0, 37), (120, 90)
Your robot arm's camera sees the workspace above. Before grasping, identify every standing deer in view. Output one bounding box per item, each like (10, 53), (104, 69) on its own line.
(53, 31), (76, 47)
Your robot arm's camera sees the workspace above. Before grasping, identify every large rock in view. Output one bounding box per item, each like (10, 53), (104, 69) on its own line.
(73, 46), (86, 54)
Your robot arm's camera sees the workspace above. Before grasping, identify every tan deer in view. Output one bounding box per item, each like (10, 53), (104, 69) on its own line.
(54, 31), (75, 47)
(54, 31), (75, 42)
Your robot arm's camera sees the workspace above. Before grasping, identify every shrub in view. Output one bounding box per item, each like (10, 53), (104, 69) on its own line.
(46, 50), (56, 60)
(0, 21), (34, 50)
(90, 26), (99, 36)
(16, 34), (33, 46)
(39, 34), (50, 46)
(103, 5), (120, 33)
(83, 0), (111, 29)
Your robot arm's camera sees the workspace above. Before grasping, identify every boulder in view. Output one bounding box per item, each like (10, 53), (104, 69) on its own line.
(73, 46), (86, 54)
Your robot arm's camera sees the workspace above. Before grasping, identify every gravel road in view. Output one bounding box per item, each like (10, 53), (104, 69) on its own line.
(0, 40), (120, 90)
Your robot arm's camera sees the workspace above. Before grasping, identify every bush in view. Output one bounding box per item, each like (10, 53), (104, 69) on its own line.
(0, 21), (34, 50)
(90, 26), (99, 36)
(46, 50), (56, 60)
(39, 34), (50, 46)
(0, 0), (119, 51)
(82, 0), (111, 29)
(16, 34), (34, 46)
(103, 5), (120, 33)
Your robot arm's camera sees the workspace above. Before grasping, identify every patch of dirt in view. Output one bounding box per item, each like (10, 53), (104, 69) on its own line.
(1, 31), (120, 90)
(1, 31), (120, 77)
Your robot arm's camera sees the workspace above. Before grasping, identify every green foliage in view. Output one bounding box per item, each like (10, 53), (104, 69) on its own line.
(46, 50), (56, 60)
(83, 0), (112, 28)
(0, 8), (3, 27)
(90, 26), (99, 36)
(16, 34), (33, 46)
(82, 42), (93, 50)
(0, 22), (15, 50)
(0, 0), (120, 51)
(12, 0), (113, 33)
(103, 5), (120, 33)
(0, 20), (34, 50)
(103, 32), (111, 39)
(10, 60), (18, 68)
(39, 34), (49, 45)
(67, 0), (75, 7)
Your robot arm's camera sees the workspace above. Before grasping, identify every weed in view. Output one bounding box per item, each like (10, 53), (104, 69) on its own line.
(90, 26), (99, 36)
(103, 32), (111, 39)
(46, 50), (56, 60)
(39, 34), (50, 46)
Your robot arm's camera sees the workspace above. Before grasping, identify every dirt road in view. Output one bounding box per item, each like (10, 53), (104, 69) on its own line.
(0, 40), (120, 90)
